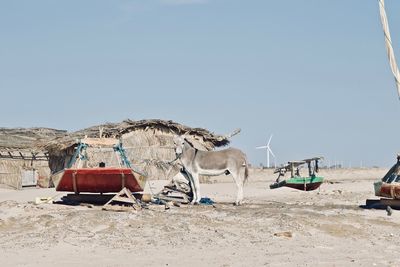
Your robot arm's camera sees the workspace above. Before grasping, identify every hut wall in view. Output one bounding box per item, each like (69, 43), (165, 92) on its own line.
(122, 129), (179, 180)
(121, 129), (209, 181)
(48, 128), (212, 182)
(0, 159), (21, 189)
(48, 147), (74, 175)
(0, 159), (51, 189)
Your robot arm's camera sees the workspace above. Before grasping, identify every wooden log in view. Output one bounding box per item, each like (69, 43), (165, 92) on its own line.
(365, 198), (400, 209)
(379, 198), (400, 208)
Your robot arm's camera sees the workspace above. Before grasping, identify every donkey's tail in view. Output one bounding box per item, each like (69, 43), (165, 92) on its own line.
(243, 156), (249, 185)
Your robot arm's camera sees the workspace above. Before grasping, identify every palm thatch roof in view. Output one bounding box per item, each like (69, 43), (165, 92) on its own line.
(44, 119), (230, 155)
(1, 120), (233, 183)
(0, 127), (67, 151)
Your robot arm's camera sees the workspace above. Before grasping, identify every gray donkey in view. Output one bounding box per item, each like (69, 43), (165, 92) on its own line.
(173, 136), (249, 205)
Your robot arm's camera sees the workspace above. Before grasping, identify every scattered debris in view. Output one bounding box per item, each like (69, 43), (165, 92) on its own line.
(333, 190), (343, 195)
(80, 203), (94, 208)
(140, 193), (152, 203)
(199, 197), (215, 205)
(155, 171), (193, 204)
(35, 197), (53, 205)
(164, 201), (172, 210)
(35, 193), (62, 205)
(328, 181), (342, 184)
(274, 231), (293, 238)
(102, 187), (141, 212)
(152, 175), (216, 207)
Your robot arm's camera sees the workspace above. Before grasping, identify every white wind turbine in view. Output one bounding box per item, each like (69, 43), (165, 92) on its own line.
(256, 134), (276, 168)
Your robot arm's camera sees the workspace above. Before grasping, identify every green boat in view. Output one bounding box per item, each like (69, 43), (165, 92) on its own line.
(270, 157), (324, 191)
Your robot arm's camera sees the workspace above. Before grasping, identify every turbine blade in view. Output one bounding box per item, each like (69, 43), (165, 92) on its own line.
(267, 134), (273, 146)
(256, 146), (268, 149)
(268, 147), (276, 157)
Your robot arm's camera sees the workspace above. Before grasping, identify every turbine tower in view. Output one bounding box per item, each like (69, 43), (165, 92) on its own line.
(256, 134), (276, 168)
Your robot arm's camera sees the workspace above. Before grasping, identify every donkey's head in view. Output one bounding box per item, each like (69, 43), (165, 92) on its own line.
(173, 135), (186, 157)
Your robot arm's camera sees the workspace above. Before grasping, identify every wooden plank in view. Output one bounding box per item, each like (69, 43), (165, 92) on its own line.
(81, 138), (119, 147)
(157, 195), (190, 204)
(103, 187), (141, 211)
(288, 161), (306, 165)
(111, 196), (137, 204)
(302, 157), (324, 162)
(102, 205), (134, 212)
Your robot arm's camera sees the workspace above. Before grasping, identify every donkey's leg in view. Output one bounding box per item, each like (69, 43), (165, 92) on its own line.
(191, 172), (202, 203)
(186, 171), (197, 204)
(231, 169), (244, 205)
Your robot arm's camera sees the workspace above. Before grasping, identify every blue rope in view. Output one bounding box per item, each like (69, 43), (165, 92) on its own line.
(67, 142), (88, 168)
(113, 142), (131, 168)
(114, 142), (148, 176)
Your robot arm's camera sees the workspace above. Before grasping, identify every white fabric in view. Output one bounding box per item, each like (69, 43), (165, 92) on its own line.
(379, 0), (400, 98)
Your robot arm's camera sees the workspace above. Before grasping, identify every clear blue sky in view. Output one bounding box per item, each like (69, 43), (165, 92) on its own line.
(1, 0), (400, 167)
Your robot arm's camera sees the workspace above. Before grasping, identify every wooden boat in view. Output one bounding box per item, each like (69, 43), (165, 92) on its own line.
(57, 167), (146, 193)
(270, 157), (324, 191)
(271, 176), (324, 191)
(374, 155), (400, 199)
(55, 138), (147, 194)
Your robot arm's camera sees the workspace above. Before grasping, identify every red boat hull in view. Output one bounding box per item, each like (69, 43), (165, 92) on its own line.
(56, 168), (144, 193)
(376, 182), (400, 199)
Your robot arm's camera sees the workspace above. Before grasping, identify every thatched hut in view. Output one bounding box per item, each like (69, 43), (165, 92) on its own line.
(0, 127), (66, 189)
(45, 119), (230, 184)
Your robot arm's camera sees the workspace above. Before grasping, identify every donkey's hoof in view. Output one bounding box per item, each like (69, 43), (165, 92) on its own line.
(234, 201), (244, 206)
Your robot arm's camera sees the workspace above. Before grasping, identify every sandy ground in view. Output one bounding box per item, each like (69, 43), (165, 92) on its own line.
(0, 168), (399, 267)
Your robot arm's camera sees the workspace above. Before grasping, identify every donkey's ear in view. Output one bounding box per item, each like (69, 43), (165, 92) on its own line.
(173, 135), (180, 143)
(182, 131), (190, 140)
(169, 128), (178, 135)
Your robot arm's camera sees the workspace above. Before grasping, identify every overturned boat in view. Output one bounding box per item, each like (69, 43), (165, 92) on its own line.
(374, 155), (400, 199)
(270, 157), (324, 191)
(55, 138), (147, 194)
